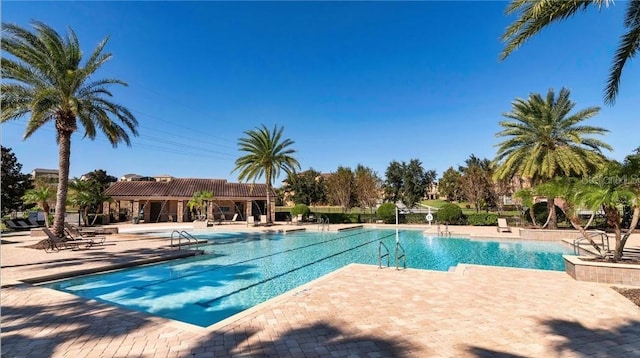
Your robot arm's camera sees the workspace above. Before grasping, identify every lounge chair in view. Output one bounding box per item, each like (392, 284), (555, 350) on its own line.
(15, 219), (38, 229)
(28, 218), (42, 227)
(5, 220), (28, 231)
(42, 227), (94, 252)
(64, 222), (106, 245)
(497, 218), (511, 233)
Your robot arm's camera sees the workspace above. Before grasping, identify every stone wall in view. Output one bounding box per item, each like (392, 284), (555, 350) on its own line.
(564, 255), (640, 286)
(521, 229), (585, 241)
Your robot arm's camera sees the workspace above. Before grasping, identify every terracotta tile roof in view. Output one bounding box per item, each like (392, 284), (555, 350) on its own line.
(104, 179), (271, 199)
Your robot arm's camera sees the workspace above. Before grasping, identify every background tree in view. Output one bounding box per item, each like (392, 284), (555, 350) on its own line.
(354, 164), (381, 214)
(82, 169), (117, 191)
(459, 155), (493, 213)
(1, 21), (139, 236)
(438, 167), (463, 202)
(501, 0), (640, 104)
(494, 87), (611, 229)
(383, 159), (436, 208)
(234, 124), (300, 223)
(286, 168), (326, 206)
(326, 166), (355, 212)
(1, 146), (33, 215)
(384, 161), (404, 203)
(21, 182), (55, 227)
(402, 159), (431, 209)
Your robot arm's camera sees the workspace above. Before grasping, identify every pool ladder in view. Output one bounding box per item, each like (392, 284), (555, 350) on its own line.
(437, 223), (451, 237)
(378, 241), (406, 270)
(378, 241), (390, 268)
(395, 242), (406, 270)
(318, 217), (330, 231)
(170, 230), (200, 251)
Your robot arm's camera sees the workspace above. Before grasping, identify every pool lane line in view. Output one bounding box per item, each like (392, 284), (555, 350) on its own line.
(195, 230), (403, 308)
(131, 228), (382, 290)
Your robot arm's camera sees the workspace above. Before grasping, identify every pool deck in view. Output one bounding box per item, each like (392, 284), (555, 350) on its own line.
(2, 223), (640, 357)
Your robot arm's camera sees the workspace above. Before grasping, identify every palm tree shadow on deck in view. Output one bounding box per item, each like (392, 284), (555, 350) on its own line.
(193, 321), (412, 357)
(542, 318), (640, 357)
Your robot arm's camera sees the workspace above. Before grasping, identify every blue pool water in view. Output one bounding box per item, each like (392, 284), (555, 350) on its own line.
(45, 229), (574, 327)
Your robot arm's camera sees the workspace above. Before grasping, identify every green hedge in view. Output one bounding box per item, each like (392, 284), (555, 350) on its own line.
(376, 203), (397, 224)
(291, 204), (311, 217)
(437, 203), (463, 224)
(466, 213), (498, 226)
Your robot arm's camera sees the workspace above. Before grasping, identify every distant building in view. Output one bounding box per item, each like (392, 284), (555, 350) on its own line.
(103, 178), (274, 224)
(31, 168), (58, 185)
(118, 173), (156, 182)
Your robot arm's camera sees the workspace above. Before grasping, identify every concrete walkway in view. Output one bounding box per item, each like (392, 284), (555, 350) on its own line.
(2, 223), (640, 357)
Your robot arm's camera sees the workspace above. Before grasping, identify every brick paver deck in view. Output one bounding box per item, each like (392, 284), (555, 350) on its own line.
(2, 224), (640, 357)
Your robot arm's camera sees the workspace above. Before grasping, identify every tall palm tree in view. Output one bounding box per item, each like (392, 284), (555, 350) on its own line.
(1, 21), (138, 236)
(500, 0), (640, 104)
(494, 87), (611, 229)
(22, 185), (55, 228)
(233, 125), (300, 224)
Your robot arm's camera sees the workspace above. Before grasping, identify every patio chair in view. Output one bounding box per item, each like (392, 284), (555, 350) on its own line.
(497, 218), (511, 233)
(64, 222), (106, 245)
(260, 215), (268, 226)
(247, 216), (256, 226)
(28, 218), (42, 227)
(42, 227), (94, 252)
(15, 219), (38, 229)
(5, 220), (28, 231)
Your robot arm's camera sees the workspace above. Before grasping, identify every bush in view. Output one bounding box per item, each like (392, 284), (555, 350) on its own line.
(524, 202), (567, 225)
(437, 203), (463, 224)
(466, 213), (499, 226)
(290, 204), (310, 218)
(377, 203), (397, 224)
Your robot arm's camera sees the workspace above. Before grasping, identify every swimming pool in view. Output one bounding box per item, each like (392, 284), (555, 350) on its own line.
(45, 229), (574, 327)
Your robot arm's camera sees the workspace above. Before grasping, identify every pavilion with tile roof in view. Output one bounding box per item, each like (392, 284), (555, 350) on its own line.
(102, 177), (273, 224)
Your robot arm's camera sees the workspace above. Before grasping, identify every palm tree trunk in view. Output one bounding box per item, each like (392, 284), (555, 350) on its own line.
(265, 171), (272, 224)
(43, 202), (50, 228)
(612, 205), (639, 261)
(545, 196), (558, 229)
(266, 185), (271, 224)
(563, 202), (602, 255)
(52, 132), (71, 237)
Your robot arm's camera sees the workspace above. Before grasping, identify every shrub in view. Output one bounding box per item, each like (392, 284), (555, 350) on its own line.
(524, 202), (567, 225)
(466, 213), (499, 226)
(290, 204), (310, 218)
(377, 203), (397, 224)
(437, 203), (463, 224)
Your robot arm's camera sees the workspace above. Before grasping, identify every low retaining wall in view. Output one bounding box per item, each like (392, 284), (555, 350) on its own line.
(520, 229), (584, 241)
(564, 255), (640, 286)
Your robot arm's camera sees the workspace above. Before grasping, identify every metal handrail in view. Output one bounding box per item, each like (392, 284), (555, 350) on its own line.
(170, 230), (199, 251)
(573, 230), (610, 257)
(395, 242), (406, 270)
(378, 241), (390, 268)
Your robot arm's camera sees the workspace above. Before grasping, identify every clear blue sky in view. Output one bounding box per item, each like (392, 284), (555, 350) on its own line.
(2, 1), (638, 185)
